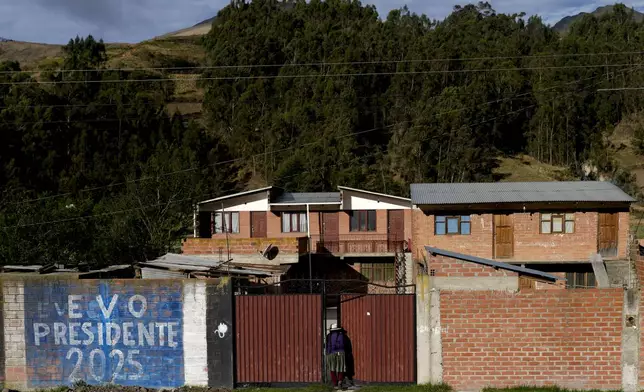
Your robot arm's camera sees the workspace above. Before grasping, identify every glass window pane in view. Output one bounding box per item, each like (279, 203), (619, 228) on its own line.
(368, 211), (376, 231)
(552, 216), (563, 233)
(461, 215), (471, 222)
(565, 221), (574, 233)
(373, 266), (383, 281)
(541, 213), (552, 221)
(566, 272), (574, 288)
(282, 213), (290, 232)
(461, 222), (471, 235)
(360, 211), (367, 231)
(541, 221), (551, 233)
(350, 212), (359, 231)
(565, 213), (574, 220)
(575, 272), (585, 287)
(300, 213), (308, 233)
(587, 272), (596, 287)
(385, 265), (395, 280)
(436, 222), (446, 235)
(447, 218), (459, 234)
(292, 213), (299, 232)
(436, 216), (446, 222)
(214, 213), (223, 234)
(231, 213), (240, 233)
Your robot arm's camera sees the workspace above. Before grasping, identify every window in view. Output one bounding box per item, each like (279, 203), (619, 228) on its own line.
(435, 215), (470, 235)
(361, 262), (395, 281)
(541, 213), (575, 234)
(350, 210), (377, 232)
(214, 212), (239, 234)
(566, 272), (596, 289)
(282, 212), (308, 233)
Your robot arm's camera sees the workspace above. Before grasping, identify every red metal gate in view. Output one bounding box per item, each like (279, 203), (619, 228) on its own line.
(235, 295), (323, 383)
(340, 294), (416, 383)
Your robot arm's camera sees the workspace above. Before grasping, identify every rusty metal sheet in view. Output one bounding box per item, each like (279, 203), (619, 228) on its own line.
(235, 295), (322, 383)
(341, 294), (416, 383)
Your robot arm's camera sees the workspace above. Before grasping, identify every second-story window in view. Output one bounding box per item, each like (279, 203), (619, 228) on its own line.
(214, 212), (239, 234)
(541, 213), (575, 234)
(282, 212), (307, 233)
(435, 215), (471, 235)
(350, 210), (376, 232)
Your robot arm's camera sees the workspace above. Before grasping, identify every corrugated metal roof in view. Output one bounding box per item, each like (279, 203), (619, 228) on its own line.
(411, 181), (635, 205)
(271, 192), (341, 204)
(425, 246), (564, 282)
(337, 186), (411, 201)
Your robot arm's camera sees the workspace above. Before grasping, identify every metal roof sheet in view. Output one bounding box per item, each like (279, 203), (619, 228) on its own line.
(337, 186), (411, 201)
(425, 246), (564, 282)
(271, 192), (341, 204)
(411, 181), (635, 205)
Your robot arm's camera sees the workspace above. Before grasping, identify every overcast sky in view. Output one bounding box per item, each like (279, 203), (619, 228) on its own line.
(0, 0), (641, 44)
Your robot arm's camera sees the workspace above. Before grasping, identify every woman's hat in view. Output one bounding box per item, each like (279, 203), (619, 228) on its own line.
(330, 323), (342, 331)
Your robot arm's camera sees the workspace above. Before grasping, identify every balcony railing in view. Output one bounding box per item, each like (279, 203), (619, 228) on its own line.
(302, 234), (407, 255)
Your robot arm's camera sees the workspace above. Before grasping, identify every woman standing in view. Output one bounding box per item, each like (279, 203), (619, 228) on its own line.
(326, 323), (346, 390)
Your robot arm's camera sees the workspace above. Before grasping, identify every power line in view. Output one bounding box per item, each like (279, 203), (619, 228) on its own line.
(3, 50), (644, 75)
(3, 67), (636, 204)
(597, 87), (644, 91)
(0, 102), (540, 230)
(0, 63), (642, 86)
(6, 64), (638, 206)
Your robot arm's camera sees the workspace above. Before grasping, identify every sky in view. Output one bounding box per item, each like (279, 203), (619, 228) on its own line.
(0, 0), (641, 45)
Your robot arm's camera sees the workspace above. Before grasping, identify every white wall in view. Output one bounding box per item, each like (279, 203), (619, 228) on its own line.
(199, 192), (269, 212)
(342, 190), (411, 210)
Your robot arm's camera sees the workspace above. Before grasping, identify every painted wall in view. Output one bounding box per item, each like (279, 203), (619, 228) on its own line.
(341, 190), (411, 211)
(199, 192), (269, 212)
(2, 278), (233, 391)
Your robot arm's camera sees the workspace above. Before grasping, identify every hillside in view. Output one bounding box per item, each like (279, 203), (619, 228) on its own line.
(553, 5), (644, 33)
(158, 17), (215, 39)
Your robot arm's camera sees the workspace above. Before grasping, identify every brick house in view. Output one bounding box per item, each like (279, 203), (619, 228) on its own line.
(410, 181), (635, 289)
(182, 186), (413, 290)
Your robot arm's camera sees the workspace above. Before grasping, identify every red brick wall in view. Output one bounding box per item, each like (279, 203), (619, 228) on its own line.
(182, 237), (302, 255)
(412, 210), (493, 260)
(439, 289), (624, 390)
(429, 254), (517, 278)
(635, 252), (644, 389)
(412, 209), (630, 262)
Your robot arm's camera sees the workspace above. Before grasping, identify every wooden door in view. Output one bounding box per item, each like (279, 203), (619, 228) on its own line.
(598, 213), (619, 258)
(321, 212), (340, 253)
(388, 210), (405, 252)
(251, 211), (267, 238)
(494, 214), (514, 259)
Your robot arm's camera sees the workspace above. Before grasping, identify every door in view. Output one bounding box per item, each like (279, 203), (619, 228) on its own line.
(387, 210), (405, 252)
(321, 212), (340, 253)
(198, 212), (212, 238)
(598, 213), (619, 258)
(251, 211), (267, 238)
(494, 214), (514, 259)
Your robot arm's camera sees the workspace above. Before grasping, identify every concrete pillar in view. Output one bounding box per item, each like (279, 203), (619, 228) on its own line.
(622, 288), (639, 392)
(429, 286), (443, 384)
(405, 252), (413, 293)
(416, 275), (431, 384)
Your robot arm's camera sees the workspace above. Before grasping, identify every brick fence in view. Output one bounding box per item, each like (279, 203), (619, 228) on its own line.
(439, 289), (624, 391)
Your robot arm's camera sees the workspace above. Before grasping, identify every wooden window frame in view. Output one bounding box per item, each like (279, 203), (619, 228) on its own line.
(565, 271), (596, 289)
(540, 213), (575, 234)
(213, 212), (240, 234)
(350, 210), (377, 232)
(435, 215), (471, 236)
(361, 262), (395, 281)
(281, 212), (307, 233)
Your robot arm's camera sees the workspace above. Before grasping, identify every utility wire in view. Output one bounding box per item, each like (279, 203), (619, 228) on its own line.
(0, 63), (642, 85)
(0, 102), (540, 230)
(2, 50), (644, 75)
(7, 64), (639, 206)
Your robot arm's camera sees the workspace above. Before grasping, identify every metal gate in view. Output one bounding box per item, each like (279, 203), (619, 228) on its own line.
(235, 294), (323, 384)
(340, 294), (416, 383)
